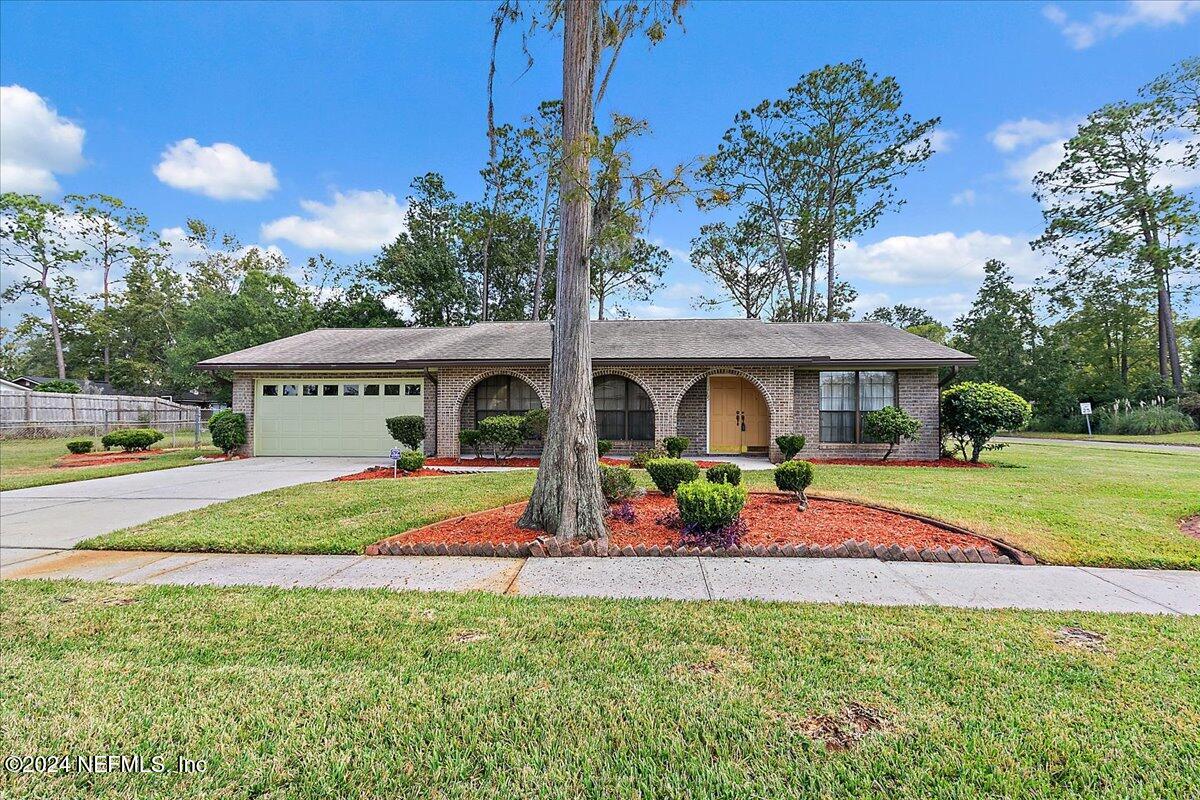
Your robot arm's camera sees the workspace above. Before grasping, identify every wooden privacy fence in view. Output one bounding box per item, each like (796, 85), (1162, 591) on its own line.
(0, 387), (201, 443)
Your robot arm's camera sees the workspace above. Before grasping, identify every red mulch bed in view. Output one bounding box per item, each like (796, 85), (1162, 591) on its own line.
(392, 492), (999, 554)
(803, 457), (990, 468)
(55, 448), (175, 468)
(334, 466), (453, 481)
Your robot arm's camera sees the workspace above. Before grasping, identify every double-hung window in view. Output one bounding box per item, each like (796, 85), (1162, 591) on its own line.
(819, 371), (897, 443)
(593, 376), (654, 441)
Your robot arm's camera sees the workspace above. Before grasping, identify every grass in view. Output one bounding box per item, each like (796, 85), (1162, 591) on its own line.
(999, 430), (1200, 447)
(1, 579), (1197, 799)
(81, 443), (1200, 570)
(0, 435), (217, 491)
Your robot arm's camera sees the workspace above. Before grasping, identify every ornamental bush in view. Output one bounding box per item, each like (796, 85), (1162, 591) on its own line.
(630, 446), (667, 468)
(861, 406), (921, 460)
(397, 450), (425, 472)
(662, 436), (690, 458)
(208, 411), (247, 455)
(477, 414), (525, 459)
(675, 479), (746, 530)
(521, 408), (549, 440)
(459, 429), (484, 458)
(66, 439), (94, 454)
(597, 439), (614, 458)
(101, 428), (164, 452)
(1108, 406), (1196, 435)
(705, 462), (742, 486)
(37, 379), (80, 394)
(644, 458), (700, 496)
(941, 382), (1032, 463)
(385, 415), (426, 451)
(599, 464), (638, 503)
(775, 434), (806, 461)
(774, 459), (814, 509)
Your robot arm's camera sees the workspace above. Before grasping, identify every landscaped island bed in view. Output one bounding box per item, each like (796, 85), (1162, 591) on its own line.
(3, 580), (1197, 799)
(367, 493), (1019, 564)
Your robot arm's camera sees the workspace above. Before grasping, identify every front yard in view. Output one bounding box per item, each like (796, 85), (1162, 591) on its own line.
(1000, 430), (1200, 447)
(81, 443), (1200, 570)
(0, 436), (217, 491)
(1, 580), (1196, 799)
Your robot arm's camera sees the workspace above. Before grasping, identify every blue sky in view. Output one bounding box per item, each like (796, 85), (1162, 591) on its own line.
(2, 0), (1198, 325)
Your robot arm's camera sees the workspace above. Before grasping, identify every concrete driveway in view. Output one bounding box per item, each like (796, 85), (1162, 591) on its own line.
(0, 457), (380, 550)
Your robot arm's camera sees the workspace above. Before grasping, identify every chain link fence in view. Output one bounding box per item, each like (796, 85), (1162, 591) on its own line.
(0, 389), (208, 447)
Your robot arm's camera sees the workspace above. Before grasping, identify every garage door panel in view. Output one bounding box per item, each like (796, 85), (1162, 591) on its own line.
(254, 377), (423, 456)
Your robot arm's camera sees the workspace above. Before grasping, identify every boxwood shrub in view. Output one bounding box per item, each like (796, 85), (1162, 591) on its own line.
(599, 464), (638, 503)
(397, 450), (426, 472)
(477, 414), (525, 459)
(774, 459), (814, 509)
(597, 439), (614, 458)
(705, 462), (742, 486)
(65, 439), (94, 455)
(675, 479), (746, 530)
(208, 410), (247, 455)
(774, 434), (806, 460)
(101, 428), (165, 452)
(630, 446), (667, 468)
(459, 429), (484, 458)
(662, 436), (690, 458)
(385, 415), (426, 450)
(644, 458), (700, 496)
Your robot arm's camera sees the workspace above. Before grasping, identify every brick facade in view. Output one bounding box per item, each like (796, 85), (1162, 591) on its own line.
(233, 364), (942, 461)
(792, 369), (940, 460)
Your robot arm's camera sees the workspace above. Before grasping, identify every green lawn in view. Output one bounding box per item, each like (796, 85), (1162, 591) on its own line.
(1, 580), (1197, 799)
(81, 443), (1200, 570)
(999, 430), (1200, 446)
(0, 435), (217, 491)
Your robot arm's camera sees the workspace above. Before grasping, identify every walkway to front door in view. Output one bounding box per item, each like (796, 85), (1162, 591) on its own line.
(708, 375), (769, 454)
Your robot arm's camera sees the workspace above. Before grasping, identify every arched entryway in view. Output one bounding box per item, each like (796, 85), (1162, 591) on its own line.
(708, 375), (770, 455)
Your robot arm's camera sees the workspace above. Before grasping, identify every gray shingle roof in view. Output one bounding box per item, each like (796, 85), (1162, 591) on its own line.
(195, 319), (976, 370)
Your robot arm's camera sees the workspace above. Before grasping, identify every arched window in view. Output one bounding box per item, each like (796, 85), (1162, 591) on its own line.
(474, 375), (541, 425)
(594, 376), (654, 441)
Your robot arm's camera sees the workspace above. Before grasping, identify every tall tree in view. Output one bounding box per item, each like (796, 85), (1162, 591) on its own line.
(0, 193), (84, 379)
(511, 0), (685, 541)
(522, 100), (563, 321)
(478, 123), (535, 320)
(863, 304), (950, 344)
(1033, 86), (1197, 392)
(63, 194), (151, 382)
(951, 259), (1041, 396)
(590, 235), (668, 319)
(689, 218), (779, 318)
(782, 61), (939, 320)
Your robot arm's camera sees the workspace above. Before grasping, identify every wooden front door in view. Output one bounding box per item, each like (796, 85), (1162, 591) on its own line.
(708, 376), (770, 454)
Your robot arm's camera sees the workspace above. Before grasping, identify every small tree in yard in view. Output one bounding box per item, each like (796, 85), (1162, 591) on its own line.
(386, 415), (426, 451)
(862, 406), (920, 460)
(478, 414), (525, 459)
(209, 411), (246, 456)
(774, 460), (814, 510)
(941, 382), (1032, 463)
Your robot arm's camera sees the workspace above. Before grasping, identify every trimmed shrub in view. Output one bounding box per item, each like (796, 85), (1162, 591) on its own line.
(477, 414), (525, 459)
(459, 429), (484, 458)
(521, 408), (549, 440)
(208, 411), (247, 455)
(675, 479), (747, 530)
(705, 462), (742, 486)
(775, 434), (806, 461)
(861, 406), (921, 460)
(941, 382), (1032, 463)
(630, 446), (667, 468)
(37, 379), (80, 394)
(397, 450), (425, 472)
(597, 439), (614, 458)
(774, 459), (814, 509)
(66, 439), (94, 455)
(644, 458), (700, 496)
(101, 428), (164, 453)
(662, 436), (690, 458)
(599, 464), (638, 503)
(385, 415), (426, 450)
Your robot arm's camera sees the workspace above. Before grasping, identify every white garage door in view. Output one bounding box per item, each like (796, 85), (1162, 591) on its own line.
(254, 377), (424, 456)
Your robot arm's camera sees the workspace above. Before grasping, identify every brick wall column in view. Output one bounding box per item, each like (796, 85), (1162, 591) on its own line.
(231, 373), (254, 456)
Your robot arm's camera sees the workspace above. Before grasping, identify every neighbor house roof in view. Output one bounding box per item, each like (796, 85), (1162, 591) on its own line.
(197, 320), (976, 371)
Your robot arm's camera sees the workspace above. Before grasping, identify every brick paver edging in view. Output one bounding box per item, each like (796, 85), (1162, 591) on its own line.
(365, 495), (1036, 566)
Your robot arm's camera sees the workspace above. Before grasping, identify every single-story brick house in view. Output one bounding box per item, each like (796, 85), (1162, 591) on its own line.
(196, 319), (975, 461)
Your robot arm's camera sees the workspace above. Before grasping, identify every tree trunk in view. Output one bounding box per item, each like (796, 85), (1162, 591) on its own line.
(42, 283), (67, 379)
(517, 0), (607, 541)
(531, 170), (553, 321)
(763, 194), (796, 320)
(1158, 282), (1183, 391)
(102, 262), (111, 383)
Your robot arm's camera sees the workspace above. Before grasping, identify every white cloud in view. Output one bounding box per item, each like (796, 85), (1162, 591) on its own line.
(927, 128), (958, 153)
(838, 231), (1049, 286)
(1043, 1), (1199, 49)
(951, 189), (976, 207)
(261, 189), (408, 253)
(987, 118), (1077, 152)
(0, 85), (85, 194)
(154, 138), (278, 201)
(1006, 139), (1068, 187)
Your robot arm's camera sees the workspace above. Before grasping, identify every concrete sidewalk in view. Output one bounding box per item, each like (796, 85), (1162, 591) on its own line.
(3, 547), (1197, 614)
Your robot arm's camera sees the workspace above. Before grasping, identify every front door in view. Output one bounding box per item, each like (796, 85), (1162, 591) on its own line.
(708, 376), (769, 454)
